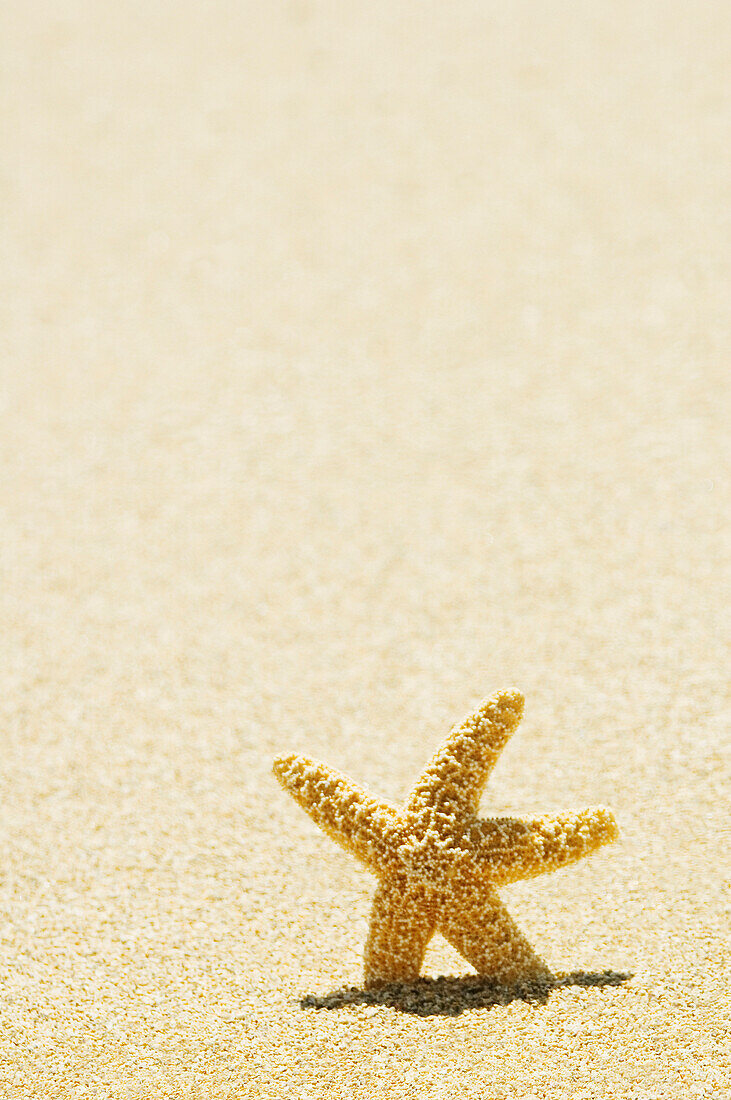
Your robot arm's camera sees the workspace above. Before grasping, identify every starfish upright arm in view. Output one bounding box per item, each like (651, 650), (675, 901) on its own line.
(460, 806), (619, 887)
(272, 754), (401, 874)
(405, 690), (525, 822)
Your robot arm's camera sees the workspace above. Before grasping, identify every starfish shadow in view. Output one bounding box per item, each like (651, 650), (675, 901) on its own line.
(300, 969), (633, 1017)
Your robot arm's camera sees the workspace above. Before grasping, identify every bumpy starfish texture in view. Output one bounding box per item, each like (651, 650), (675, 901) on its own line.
(273, 690), (618, 988)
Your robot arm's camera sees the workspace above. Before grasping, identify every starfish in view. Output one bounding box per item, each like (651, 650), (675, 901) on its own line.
(273, 690), (618, 988)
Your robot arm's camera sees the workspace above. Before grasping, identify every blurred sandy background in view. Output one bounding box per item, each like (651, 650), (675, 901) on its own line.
(1, 2), (729, 1097)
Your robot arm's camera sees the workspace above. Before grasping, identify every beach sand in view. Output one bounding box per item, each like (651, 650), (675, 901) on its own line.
(1, 2), (729, 1097)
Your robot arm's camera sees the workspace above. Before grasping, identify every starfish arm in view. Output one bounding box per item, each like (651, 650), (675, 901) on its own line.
(272, 754), (400, 874)
(363, 875), (438, 988)
(437, 883), (551, 983)
(462, 807), (619, 887)
(405, 690), (524, 824)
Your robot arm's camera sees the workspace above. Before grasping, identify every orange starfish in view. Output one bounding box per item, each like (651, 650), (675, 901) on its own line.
(273, 690), (618, 988)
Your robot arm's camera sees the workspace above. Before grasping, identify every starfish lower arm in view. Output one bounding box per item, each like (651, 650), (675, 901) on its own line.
(363, 876), (438, 986)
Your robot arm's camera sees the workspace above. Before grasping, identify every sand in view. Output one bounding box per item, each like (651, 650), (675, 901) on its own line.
(1, 2), (729, 1097)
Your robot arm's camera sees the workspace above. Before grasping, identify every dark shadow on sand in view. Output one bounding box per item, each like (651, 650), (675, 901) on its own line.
(300, 970), (633, 1017)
